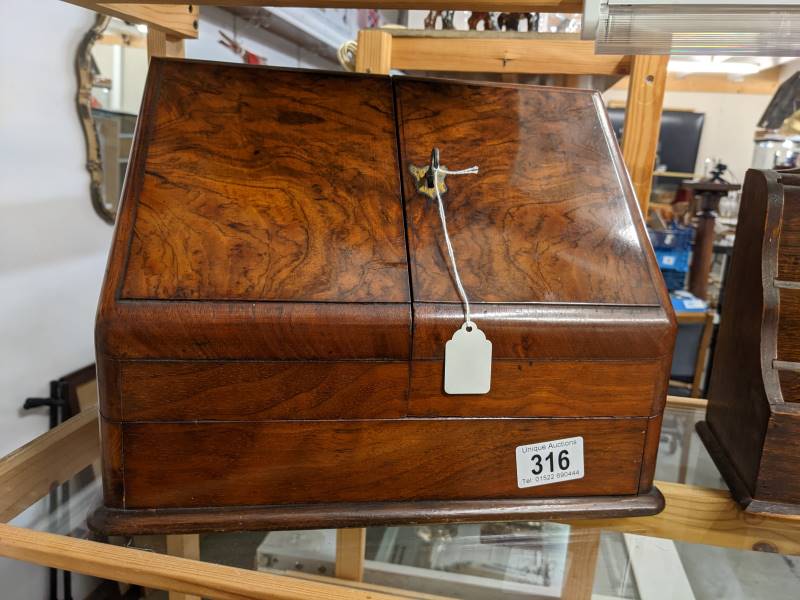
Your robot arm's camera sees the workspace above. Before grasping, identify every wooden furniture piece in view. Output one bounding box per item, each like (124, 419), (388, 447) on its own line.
(698, 168), (800, 515)
(683, 179), (741, 300)
(91, 59), (675, 534)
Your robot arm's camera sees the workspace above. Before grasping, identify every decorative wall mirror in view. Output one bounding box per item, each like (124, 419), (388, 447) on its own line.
(77, 15), (148, 223)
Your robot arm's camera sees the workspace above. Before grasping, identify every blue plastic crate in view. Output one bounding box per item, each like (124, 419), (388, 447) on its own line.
(648, 226), (693, 251)
(655, 249), (690, 272)
(661, 269), (686, 291)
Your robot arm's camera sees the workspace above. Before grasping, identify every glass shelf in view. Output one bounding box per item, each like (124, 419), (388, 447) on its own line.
(21, 405), (800, 599)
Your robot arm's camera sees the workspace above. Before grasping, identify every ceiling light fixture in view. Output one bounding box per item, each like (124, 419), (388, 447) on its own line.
(583, 1), (800, 55)
(667, 60), (761, 75)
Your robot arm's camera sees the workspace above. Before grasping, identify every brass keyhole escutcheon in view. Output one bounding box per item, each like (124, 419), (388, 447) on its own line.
(410, 147), (448, 200)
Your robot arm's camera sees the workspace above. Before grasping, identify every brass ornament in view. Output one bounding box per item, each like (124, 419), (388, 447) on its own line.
(409, 163), (449, 200)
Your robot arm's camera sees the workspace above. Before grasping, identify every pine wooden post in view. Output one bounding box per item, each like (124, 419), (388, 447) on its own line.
(622, 55), (669, 216)
(355, 30), (392, 74)
(147, 28), (186, 60)
(561, 528), (601, 600)
(166, 535), (201, 600)
(335, 528), (366, 581)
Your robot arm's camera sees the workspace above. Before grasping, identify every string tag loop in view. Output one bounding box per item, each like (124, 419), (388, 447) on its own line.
(412, 147), (492, 394)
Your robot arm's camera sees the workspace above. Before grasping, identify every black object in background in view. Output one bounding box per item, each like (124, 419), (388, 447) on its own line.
(758, 72), (800, 131)
(608, 108), (705, 185)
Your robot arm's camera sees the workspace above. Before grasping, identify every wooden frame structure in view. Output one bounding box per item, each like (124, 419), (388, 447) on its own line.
(67, 2), (199, 39)
(17, 2), (770, 596)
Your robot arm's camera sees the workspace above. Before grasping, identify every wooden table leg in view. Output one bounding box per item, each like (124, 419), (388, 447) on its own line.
(689, 201), (717, 301)
(166, 534), (201, 600)
(335, 528), (366, 582)
(561, 527), (601, 600)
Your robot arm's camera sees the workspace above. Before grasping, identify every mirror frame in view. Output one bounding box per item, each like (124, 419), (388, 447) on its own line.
(76, 13), (114, 224)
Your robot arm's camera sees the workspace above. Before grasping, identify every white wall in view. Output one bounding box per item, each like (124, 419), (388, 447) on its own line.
(604, 87), (773, 183)
(0, 0), (112, 451)
(0, 1), (114, 598)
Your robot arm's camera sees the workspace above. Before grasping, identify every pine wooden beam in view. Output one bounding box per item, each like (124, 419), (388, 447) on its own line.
(574, 481), (800, 555)
(0, 409), (99, 524)
(147, 28), (186, 59)
(63, 2), (199, 39)
(167, 535), (202, 600)
(0, 524), (413, 600)
(98, 31), (148, 48)
(335, 528), (366, 582)
(80, 1), (583, 11)
(561, 528), (601, 600)
(363, 32), (629, 75)
(611, 68), (781, 96)
(392, 34), (628, 75)
(622, 55), (669, 215)
(665, 395), (708, 411)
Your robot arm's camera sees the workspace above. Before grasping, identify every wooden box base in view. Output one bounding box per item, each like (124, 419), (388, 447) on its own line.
(697, 421), (800, 517)
(88, 488), (664, 535)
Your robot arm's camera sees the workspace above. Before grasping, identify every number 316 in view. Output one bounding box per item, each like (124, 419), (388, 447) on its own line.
(531, 450), (570, 475)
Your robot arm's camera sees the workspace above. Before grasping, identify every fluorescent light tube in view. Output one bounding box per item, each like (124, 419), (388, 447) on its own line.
(667, 60), (761, 74)
(586, 1), (800, 55)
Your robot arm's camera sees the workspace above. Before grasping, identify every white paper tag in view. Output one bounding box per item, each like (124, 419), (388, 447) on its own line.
(661, 255), (676, 266)
(683, 298), (705, 309)
(444, 322), (492, 394)
(515, 436), (585, 488)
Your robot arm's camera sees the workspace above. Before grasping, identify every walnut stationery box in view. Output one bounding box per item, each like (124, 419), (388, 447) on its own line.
(92, 58), (676, 534)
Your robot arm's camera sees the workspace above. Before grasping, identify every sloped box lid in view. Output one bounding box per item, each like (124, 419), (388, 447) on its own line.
(97, 59), (673, 364)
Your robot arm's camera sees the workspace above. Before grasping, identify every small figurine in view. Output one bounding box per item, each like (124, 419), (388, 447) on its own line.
(467, 11), (496, 31)
(424, 10), (455, 30)
(497, 12), (539, 32)
(218, 30), (267, 65)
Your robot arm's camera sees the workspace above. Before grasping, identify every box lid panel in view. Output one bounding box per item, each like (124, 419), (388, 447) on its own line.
(120, 60), (409, 304)
(394, 77), (661, 307)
